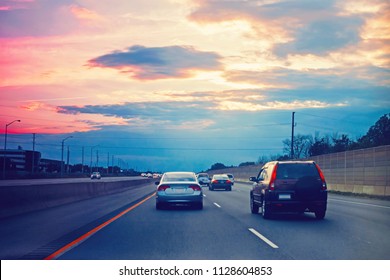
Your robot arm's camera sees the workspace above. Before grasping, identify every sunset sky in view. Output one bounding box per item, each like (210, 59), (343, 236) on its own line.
(1, 0), (389, 172)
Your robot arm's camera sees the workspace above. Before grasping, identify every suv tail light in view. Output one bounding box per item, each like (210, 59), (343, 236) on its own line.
(315, 164), (327, 190)
(269, 164), (279, 190)
(157, 185), (170, 191)
(189, 185), (201, 191)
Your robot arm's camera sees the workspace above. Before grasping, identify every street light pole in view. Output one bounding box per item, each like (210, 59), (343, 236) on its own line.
(90, 145), (99, 173)
(61, 136), (73, 177)
(2, 120), (21, 179)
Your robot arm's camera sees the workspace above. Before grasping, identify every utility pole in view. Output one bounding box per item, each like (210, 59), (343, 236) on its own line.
(66, 146), (70, 173)
(107, 152), (109, 175)
(291, 112), (295, 159)
(81, 146), (84, 174)
(32, 133), (35, 174)
(61, 136), (72, 177)
(96, 149), (99, 172)
(112, 155), (114, 174)
(90, 145), (98, 173)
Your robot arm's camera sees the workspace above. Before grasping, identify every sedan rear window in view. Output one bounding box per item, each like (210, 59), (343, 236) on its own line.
(276, 163), (319, 179)
(213, 175), (229, 180)
(162, 173), (196, 182)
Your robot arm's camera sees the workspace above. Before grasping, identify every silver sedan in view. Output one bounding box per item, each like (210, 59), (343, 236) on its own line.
(155, 172), (203, 210)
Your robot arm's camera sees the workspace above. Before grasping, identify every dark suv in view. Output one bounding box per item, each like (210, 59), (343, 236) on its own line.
(249, 161), (327, 219)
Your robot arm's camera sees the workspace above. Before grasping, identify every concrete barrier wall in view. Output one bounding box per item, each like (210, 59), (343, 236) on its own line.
(0, 178), (153, 219)
(309, 145), (390, 196)
(207, 145), (390, 197)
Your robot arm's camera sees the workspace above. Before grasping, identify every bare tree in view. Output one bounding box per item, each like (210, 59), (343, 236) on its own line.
(283, 134), (313, 159)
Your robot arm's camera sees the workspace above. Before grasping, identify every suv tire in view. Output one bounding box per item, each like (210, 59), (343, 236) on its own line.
(250, 195), (259, 214)
(261, 197), (271, 219)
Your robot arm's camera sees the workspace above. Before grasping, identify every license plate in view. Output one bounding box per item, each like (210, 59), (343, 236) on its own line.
(175, 188), (185, 193)
(279, 194), (291, 200)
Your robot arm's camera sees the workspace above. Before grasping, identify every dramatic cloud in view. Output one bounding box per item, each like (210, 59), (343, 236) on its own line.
(1, 0), (388, 171)
(189, 0), (365, 55)
(87, 45), (223, 80)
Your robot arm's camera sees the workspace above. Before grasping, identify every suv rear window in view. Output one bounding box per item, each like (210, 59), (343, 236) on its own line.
(276, 163), (319, 180)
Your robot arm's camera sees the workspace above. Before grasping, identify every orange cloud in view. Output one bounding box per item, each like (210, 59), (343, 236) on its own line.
(69, 5), (102, 21)
(20, 101), (57, 112)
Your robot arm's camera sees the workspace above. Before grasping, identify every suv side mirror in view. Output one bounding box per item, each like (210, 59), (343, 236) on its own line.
(155, 181), (160, 185)
(249, 177), (258, 182)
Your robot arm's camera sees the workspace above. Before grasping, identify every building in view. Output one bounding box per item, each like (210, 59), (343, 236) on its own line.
(39, 158), (62, 173)
(0, 149), (41, 176)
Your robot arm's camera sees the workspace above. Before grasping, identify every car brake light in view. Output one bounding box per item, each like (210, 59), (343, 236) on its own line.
(269, 164), (278, 190)
(226, 180), (232, 184)
(212, 180), (218, 184)
(157, 185), (170, 191)
(189, 185), (201, 191)
(315, 164), (327, 190)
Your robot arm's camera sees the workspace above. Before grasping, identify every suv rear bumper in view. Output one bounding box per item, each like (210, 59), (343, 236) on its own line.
(266, 200), (327, 213)
(265, 191), (327, 213)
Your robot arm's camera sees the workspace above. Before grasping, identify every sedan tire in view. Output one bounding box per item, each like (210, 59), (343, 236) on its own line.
(195, 202), (203, 210)
(315, 209), (326, 220)
(156, 202), (164, 210)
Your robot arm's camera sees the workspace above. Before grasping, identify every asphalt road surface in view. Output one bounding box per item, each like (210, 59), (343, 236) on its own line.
(1, 181), (389, 260)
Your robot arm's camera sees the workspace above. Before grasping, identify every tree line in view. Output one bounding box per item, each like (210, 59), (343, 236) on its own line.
(208, 113), (389, 170)
(283, 113), (390, 159)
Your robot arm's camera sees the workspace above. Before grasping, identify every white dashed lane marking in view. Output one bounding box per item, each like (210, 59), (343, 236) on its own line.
(248, 228), (279, 249)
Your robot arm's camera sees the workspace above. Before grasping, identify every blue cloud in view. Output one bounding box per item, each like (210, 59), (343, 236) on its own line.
(275, 16), (363, 55)
(58, 101), (213, 125)
(87, 45), (223, 80)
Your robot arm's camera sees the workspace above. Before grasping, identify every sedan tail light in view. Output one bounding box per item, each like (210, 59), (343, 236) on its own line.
(211, 180), (218, 184)
(189, 185), (201, 191)
(226, 180), (232, 184)
(157, 185), (170, 191)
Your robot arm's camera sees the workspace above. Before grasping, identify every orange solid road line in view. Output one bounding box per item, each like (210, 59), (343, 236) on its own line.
(44, 192), (156, 260)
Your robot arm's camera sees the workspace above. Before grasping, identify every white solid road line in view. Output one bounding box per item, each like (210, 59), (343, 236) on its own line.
(248, 228), (279, 249)
(329, 198), (390, 209)
(213, 202), (221, 208)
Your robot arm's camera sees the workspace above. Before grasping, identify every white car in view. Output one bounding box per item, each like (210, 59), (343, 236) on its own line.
(91, 172), (101, 179)
(196, 173), (211, 186)
(225, 173), (234, 185)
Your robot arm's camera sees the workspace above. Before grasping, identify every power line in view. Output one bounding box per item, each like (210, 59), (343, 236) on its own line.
(4, 141), (282, 151)
(4, 134), (289, 141)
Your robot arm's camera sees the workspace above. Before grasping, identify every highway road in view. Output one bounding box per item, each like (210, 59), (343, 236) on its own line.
(0, 181), (389, 260)
(0, 176), (146, 186)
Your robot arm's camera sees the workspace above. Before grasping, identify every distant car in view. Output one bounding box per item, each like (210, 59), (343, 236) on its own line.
(249, 160), (327, 219)
(155, 172), (203, 210)
(197, 173), (211, 186)
(210, 174), (232, 191)
(225, 173), (234, 185)
(90, 172), (101, 180)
